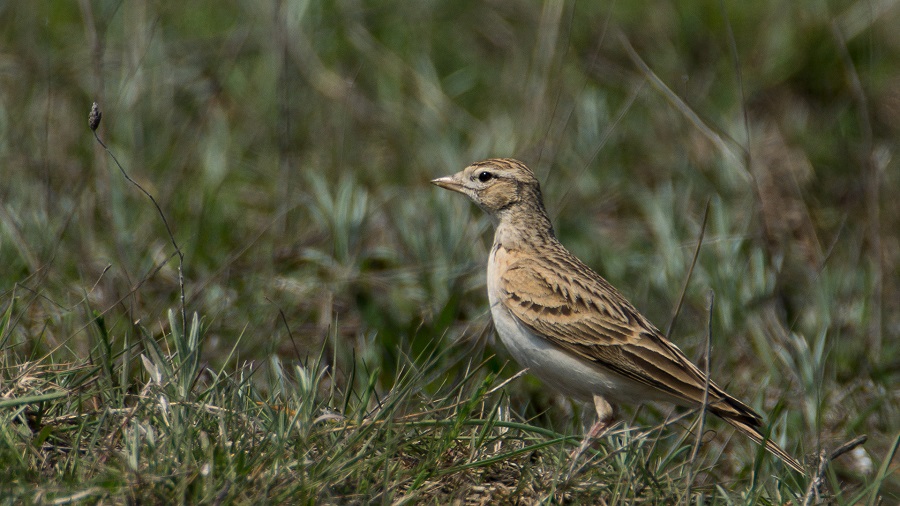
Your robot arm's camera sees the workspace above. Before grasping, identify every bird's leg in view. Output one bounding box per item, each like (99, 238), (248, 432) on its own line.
(587, 394), (616, 438)
(567, 395), (617, 475)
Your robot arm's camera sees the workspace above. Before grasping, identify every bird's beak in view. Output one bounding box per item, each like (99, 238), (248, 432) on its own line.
(431, 175), (466, 194)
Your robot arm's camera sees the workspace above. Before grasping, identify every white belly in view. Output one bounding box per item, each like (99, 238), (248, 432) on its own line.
(486, 246), (667, 406)
(489, 297), (644, 403)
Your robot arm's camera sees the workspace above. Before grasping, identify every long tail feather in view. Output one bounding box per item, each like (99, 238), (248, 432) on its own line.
(721, 415), (806, 474)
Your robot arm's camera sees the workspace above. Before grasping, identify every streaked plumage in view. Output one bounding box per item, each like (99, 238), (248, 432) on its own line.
(432, 158), (804, 474)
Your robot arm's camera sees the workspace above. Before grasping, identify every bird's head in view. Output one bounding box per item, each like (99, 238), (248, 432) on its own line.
(431, 158), (544, 222)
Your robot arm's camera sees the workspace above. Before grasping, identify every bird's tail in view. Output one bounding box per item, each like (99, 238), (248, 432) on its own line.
(716, 406), (806, 475)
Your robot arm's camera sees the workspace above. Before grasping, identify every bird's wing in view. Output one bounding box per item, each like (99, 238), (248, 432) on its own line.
(497, 255), (805, 472)
(497, 255), (755, 419)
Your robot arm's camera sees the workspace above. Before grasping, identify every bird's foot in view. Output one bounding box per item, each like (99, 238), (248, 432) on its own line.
(566, 395), (617, 478)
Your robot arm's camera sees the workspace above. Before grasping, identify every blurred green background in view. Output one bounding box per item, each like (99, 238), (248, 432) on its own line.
(1, 0), (898, 496)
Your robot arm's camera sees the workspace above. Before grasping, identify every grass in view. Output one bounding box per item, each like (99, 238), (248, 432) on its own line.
(0, 307), (814, 503)
(1, 0), (898, 503)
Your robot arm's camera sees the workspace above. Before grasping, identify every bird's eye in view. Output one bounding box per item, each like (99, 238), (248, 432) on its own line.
(477, 171), (493, 183)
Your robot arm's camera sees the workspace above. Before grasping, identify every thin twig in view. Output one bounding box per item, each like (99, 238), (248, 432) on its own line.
(89, 103), (187, 335)
(535, 0), (578, 171)
(684, 291), (714, 504)
(830, 434), (867, 461)
(801, 435), (868, 505)
(554, 81), (643, 218)
(831, 20), (883, 358)
(275, 305), (303, 362)
(801, 449), (829, 506)
(718, 0), (751, 161)
(618, 31), (744, 165)
(666, 199), (711, 339)
(538, 0), (615, 179)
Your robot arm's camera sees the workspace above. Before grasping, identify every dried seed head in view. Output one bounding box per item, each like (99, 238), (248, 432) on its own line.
(89, 102), (102, 131)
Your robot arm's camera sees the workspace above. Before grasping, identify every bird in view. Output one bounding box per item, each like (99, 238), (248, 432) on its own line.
(431, 158), (805, 474)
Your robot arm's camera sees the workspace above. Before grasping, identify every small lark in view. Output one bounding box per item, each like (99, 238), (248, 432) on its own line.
(432, 158), (804, 473)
